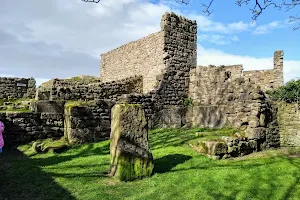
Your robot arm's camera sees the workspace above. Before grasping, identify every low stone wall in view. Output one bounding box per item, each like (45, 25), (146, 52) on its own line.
(36, 76), (143, 101)
(277, 102), (300, 147)
(244, 69), (279, 91)
(0, 112), (64, 147)
(0, 77), (36, 99)
(1, 99), (115, 147)
(243, 50), (284, 91)
(64, 100), (114, 144)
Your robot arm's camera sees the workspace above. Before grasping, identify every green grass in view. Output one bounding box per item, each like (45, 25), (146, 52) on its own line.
(1, 128), (300, 200)
(0, 98), (34, 112)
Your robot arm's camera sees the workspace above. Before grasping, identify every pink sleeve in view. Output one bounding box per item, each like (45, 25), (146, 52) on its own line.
(0, 134), (4, 148)
(0, 123), (4, 148)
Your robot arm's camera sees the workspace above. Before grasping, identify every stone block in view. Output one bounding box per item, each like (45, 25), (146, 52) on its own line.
(245, 127), (266, 140)
(198, 140), (228, 157)
(109, 104), (153, 181)
(31, 100), (65, 114)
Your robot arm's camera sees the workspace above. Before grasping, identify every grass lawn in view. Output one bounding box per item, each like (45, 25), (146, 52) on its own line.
(1, 128), (300, 200)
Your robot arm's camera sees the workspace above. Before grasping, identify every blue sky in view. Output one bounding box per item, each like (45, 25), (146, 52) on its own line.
(0, 0), (299, 86)
(166, 0), (299, 59)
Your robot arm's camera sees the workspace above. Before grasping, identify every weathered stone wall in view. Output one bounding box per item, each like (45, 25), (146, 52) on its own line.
(100, 12), (197, 98)
(64, 100), (114, 144)
(36, 76), (143, 101)
(100, 32), (165, 93)
(187, 65), (280, 149)
(1, 99), (114, 147)
(243, 50), (284, 91)
(0, 77), (36, 99)
(189, 65), (243, 105)
(115, 12), (197, 128)
(0, 112), (64, 147)
(277, 102), (300, 147)
(154, 12), (197, 108)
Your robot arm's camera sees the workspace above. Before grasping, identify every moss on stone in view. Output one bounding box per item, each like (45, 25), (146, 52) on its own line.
(110, 103), (153, 181)
(67, 75), (101, 84)
(18, 137), (69, 156)
(64, 100), (96, 113)
(115, 154), (154, 181)
(0, 110), (33, 113)
(0, 98), (34, 112)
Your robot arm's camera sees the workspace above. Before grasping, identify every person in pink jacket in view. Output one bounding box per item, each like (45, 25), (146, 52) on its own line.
(0, 121), (5, 153)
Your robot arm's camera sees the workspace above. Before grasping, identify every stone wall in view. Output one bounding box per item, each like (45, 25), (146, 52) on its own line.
(154, 12), (197, 108)
(0, 112), (64, 147)
(243, 50), (284, 91)
(64, 100), (114, 144)
(100, 32), (165, 93)
(277, 102), (300, 147)
(187, 65), (280, 149)
(189, 65), (243, 105)
(36, 76), (143, 101)
(100, 12), (197, 97)
(0, 77), (36, 99)
(116, 12), (198, 127)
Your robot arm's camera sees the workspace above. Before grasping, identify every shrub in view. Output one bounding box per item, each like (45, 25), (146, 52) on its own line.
(266, 79), (300, 103)
(183, 98), (193, 107)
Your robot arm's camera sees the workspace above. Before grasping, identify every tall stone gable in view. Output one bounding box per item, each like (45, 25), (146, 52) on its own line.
(100, 12), (197, 95)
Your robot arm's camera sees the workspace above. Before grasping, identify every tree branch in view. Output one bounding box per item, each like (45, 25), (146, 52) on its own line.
(200, 0), (299, 30)
(201, 0), (214, 16)
(174, 0), (190, 5)
(290, 13), (300, 30)
(81, 0), (300, 30)
(81, 0), (101, 3)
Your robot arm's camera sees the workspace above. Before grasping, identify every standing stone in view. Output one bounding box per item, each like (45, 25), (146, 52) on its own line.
(109, 104), (153, 181)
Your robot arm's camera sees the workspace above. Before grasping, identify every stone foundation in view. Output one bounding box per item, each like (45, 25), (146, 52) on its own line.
(0, 112), (64, 147)
(64, 100), (114, 145)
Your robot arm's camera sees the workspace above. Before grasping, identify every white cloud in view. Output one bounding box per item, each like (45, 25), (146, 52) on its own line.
(198, 34), (239, 45)
(0, 0), (298, 86)
(188, 14), (255, 34)
(252, 20), (290, 35)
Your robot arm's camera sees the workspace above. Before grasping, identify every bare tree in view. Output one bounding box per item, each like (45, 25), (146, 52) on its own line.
(82, 0), (300, 30)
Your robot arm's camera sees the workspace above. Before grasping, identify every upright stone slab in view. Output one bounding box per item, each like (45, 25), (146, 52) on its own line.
(64, 100), (112, 145)
(109, 104), (153, 181)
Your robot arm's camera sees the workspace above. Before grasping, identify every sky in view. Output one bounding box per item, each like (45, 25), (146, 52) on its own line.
(0, 0), (299, 86)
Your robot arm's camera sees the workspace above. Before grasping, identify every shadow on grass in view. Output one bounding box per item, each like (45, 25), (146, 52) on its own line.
(151, 155), (300, 200)
(0, 149), (76, 200)
(149, 128), (236, 150)
(153, 154), (192, 174)
(282, 157), (300, 200)
(29, 142), (110, 167)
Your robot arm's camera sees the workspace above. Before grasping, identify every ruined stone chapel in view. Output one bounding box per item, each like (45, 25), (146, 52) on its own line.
(1, 12), (299, 159)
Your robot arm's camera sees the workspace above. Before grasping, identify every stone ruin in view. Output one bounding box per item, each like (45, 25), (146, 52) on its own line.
(0, 12), (298, 180)
(109, 104), (153, 181)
